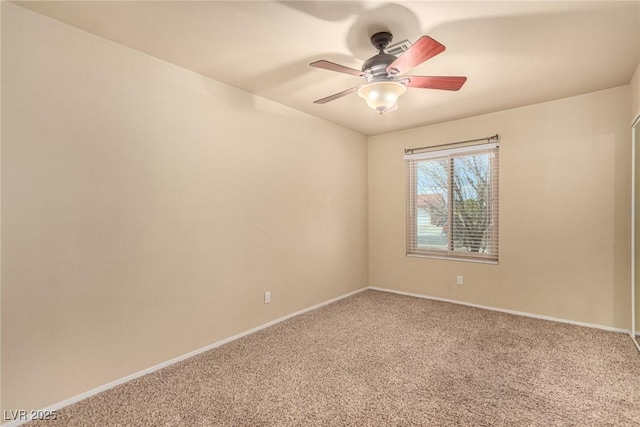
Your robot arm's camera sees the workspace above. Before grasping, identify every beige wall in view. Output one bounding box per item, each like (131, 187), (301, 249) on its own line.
(369, 86), (631, 330)
(1, 3), (368, 413)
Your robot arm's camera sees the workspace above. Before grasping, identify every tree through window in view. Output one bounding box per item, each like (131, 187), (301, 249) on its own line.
(406, 143), (499, 262)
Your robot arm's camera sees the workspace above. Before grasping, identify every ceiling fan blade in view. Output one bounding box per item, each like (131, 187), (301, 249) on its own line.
(386, 36), (446, 76)
(310, 60), (367, 77)
(404, 76), (467, 91)
(313, 86), (361, 104)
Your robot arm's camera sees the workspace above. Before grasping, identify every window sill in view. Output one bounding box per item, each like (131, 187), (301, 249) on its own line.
(406, 253), (499, 265)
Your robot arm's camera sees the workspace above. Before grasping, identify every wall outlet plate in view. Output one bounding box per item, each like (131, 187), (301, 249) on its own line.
(264, 291), (271, 303)
(456, 276), (464, 285)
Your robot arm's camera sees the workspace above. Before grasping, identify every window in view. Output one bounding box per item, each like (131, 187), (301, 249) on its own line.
(405, 143), (499, 262)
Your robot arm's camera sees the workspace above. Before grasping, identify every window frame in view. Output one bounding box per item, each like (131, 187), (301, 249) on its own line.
(405, 143), (499, 264)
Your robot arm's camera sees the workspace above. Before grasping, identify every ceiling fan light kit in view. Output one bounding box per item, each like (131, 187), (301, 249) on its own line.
(357, 81), (406, 113)
(311, 31), (467, 115)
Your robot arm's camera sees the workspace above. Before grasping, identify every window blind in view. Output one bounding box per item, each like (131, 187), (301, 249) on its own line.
(406, 143), (499, 263)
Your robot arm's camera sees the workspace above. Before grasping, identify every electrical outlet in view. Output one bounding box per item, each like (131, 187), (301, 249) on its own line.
(456, 276), (464, 285)
(264, 291), (271, 304)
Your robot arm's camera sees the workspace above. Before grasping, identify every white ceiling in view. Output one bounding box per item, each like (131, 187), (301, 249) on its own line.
(13, 1), (640, 136)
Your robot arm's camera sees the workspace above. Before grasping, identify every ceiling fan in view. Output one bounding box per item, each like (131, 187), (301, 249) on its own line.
(310, 32), (467, 114)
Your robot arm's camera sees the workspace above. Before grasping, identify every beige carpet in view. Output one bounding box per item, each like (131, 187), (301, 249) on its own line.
(30, 290), (640, 426)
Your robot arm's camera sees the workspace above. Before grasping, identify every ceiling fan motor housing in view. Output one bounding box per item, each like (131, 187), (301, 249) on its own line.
(362, 53), (397, 78)
(362, 32), (399, 80)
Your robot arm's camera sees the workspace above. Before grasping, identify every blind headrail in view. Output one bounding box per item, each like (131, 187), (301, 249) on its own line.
(404, 134), (499, 155)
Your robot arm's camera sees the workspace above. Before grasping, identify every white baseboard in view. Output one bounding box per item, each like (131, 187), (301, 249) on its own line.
(369, 286), (629, 335)
(2, 287), (368, 427)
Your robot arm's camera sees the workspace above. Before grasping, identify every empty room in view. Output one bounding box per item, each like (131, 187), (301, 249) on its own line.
(2, 1), (640, 425)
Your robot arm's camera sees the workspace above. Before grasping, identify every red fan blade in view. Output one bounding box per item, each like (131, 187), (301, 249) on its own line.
(310, 60), (367, 78)
(404, 76), (467, 91)
(313, 86), (361, 104)
(386, 36), (446, 76)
